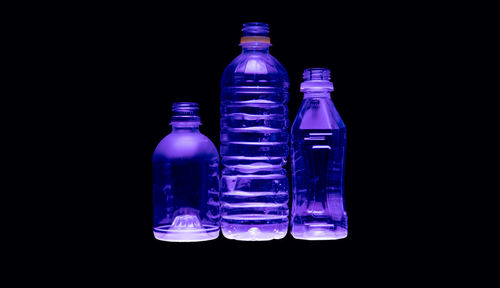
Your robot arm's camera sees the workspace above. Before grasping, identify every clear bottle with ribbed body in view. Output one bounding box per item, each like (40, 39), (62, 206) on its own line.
(291, 68), (348, 240)
(153, 102), (220, 242)
(220, 23), (289, 241)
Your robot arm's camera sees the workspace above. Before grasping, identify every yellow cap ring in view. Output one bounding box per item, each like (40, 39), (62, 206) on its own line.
(240, 36), (271, 44)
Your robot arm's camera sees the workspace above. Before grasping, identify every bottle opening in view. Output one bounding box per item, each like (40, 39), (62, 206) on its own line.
(300, 68), (334, 92)
(240, 22), (271, 45)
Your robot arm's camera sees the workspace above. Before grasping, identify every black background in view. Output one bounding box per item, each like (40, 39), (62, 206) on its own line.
(64, 3), (441, 278)
(9, 0), (491, 282)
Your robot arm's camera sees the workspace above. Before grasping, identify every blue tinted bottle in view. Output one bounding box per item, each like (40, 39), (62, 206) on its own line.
(291, 68), (348, 240)
(153, 102), (220, 242)
(220, 23), (289, 240)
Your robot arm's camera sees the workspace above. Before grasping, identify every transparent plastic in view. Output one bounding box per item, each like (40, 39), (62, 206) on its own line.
(153, 102), (220, 242)
(220, 23), (290, 240)
(291, 68), (348, 240)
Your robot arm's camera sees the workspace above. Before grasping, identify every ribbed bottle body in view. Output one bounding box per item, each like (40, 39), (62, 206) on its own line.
(220, 46), (290, 241)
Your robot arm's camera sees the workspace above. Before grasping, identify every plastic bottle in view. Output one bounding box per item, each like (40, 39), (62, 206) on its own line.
(152, 102), (220, 242)
(291, 68), (348, 240)
(220, 22), (289, 240)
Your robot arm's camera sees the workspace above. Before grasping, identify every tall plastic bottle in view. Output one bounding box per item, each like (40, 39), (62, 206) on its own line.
(153, 102), (220, 242)
(220, 22), (289, 241)
(291, 68), (348, 240)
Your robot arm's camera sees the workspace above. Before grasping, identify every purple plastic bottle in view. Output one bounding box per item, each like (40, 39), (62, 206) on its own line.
(220, 23), (289, 241)
(291, 68), (348, 240)
(153, 102), (220, 242)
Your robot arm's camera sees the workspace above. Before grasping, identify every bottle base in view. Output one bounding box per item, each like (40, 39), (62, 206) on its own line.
(291, 225), (347, 240)
(153, 225), (219, 242)
(221, 222), (288, 241)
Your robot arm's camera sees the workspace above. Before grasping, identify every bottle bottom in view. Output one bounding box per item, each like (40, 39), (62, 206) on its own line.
(291, 223), (347, 240)
(221, 215), (288, 241)
(153, 215), (219, 242)
(153, 225), (219, 242)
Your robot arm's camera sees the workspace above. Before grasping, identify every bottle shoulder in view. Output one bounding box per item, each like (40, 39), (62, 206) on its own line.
(291, 98), (345, 132)
(153, 132), (219, 160)
(221, 52), (289, 87)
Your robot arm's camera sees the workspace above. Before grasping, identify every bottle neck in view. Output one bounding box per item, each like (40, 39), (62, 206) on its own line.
(300, 68), (334, 98)
(241, 43), (270, 53)
(170, 102), (200, 132)
(171, 123), (200, 132)
(240, 23), (271, 54)
(303, 91), (332, 98)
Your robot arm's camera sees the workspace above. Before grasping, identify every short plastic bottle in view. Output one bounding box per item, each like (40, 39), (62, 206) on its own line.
(152, 102), (220, 242)
(291, 68), (348, 240)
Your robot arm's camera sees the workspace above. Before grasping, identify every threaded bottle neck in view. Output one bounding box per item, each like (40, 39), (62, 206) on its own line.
(303, 68), (331, 81)
(170, 102), (201, 128)
(300, 68), (334, 95)
(240, 22), (271, 49)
